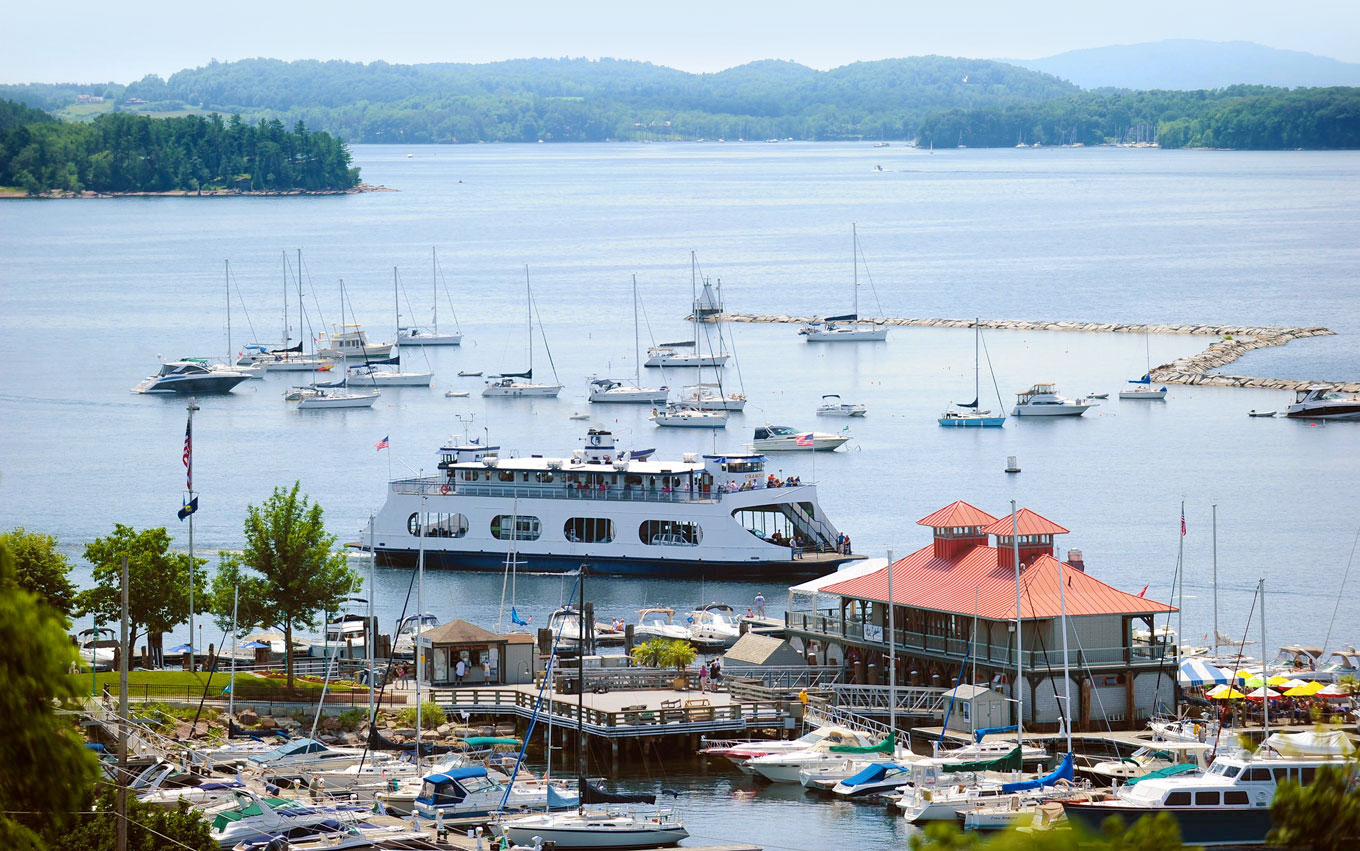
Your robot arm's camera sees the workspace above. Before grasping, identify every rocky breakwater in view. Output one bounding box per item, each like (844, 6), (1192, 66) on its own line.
(719, 314), (1357, 393)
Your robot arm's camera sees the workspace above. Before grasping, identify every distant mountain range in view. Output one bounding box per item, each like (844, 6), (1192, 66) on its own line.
(1006, 40), (1360, 91)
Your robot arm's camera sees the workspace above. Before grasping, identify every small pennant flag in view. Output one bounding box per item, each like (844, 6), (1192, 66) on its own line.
(177, 496), (199, 521)
(1138, 584), (1148, 598)
(375, 435), (390, 451)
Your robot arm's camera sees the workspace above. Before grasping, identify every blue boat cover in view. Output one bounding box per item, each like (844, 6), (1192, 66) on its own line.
(841, 762), (905, 787)
(425, 766), (489, 784)
(1001, 752), (1074, 793)
(973, 725), (1019, 743)
(546, 784), (575, 809)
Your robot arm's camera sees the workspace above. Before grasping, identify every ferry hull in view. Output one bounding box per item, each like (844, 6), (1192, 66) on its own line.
(1062, 803), (1273, 846)
(373, 547), (840, 580)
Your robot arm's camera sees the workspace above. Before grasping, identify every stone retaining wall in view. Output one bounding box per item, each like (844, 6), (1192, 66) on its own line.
(718, 314), (1358, 393)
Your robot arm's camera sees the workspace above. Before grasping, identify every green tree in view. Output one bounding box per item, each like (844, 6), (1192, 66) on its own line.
(908, 810), (1186, 850)
(211, 482), (359, 688)
(0, 541), (99, 850)
(630, 638), (697, 675)
(43, 790), (215, 851)
(0, 527), (76, 617)
(1269, 762), (1360, 850)
(76, 524), (206, 663)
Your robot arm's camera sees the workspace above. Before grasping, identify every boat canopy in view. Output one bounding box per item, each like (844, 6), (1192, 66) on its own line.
(942, 746), (1022, 773)
(840, 762), (906, 787)
(973, 725), (1019, 743)
(462, 736), (520, 748)
(830, 732), (894, 754)
(1000, 752), (1074, 793)
(425, 767), (490, 784)
(1264, 730), (1356, 757)
(581, 780), (656, 805)
(1123, 763), (1199, 786)
(546, 784), (576, 808)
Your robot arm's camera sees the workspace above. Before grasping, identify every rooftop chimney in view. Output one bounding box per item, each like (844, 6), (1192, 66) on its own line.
(1067, 549), (1085, 572)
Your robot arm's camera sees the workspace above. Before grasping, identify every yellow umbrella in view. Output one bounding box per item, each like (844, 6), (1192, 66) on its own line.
(1209, 686), (1246, 699)
(1267, 675), (1292, 687)
(1284, 681), (1325, 697)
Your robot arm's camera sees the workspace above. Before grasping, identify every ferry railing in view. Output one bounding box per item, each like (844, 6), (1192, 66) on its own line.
(391, 479), (722, 504)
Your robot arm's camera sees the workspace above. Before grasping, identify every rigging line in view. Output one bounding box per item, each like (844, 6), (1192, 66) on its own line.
(529, 286), (560, 384)
(393, 267), (432, 370)
(1063, 616), (1122, 746)
(1018, 573), (1066, 732)
(855, 236), (887, 319)
(977, 322), (1005, 411)
(356, 558), (421, 770)
(434, 252), (462, 331)
(1212, 586), (1260, 757)
(1150, 517), (1184, 713)
(1320, 524), (1360, 655)
(226, 263), (261, 344)
(300, 252), (329, 335)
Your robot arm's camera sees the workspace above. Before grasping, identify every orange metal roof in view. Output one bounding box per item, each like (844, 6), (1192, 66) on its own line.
(821, 543), (1174, 620)
(916, 500), (999, 528)
(981, 508), (1071, 537)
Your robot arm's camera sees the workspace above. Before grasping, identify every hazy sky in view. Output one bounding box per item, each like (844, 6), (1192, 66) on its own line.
(5, 0), (1358, 83)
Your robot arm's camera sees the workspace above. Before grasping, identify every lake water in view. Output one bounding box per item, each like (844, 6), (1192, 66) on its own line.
(1, 142), (1357, 664)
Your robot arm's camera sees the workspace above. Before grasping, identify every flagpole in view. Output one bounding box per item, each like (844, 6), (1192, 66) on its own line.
(186, 397), (198, 669)
(1177, 500), (1184, 661)
(229, 584), (238, 719)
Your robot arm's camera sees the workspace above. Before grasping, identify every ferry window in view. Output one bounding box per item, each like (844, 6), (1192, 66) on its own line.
(564, 518), (614, 544)
(1195, 791), (1219, 806)
(1224, 791), (1249, 805)
(1244, 768), (1273, 782)
(534, 471), (555, 483)
(491, 515), (541, 541)
(408, 513), (420, 536)
(1299, 767), (1317, 786)
(429, 514), (468, 538)
(639, 520), (702, 546)
(498, 471), (515, 482)
(1164, 792), (1191, 806)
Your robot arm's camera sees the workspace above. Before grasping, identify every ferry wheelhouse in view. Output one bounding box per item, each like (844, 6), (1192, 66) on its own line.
(365, 429), (856, 578)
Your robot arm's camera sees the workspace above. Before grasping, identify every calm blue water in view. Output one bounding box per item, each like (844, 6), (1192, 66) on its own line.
(1, 142), (1357, 666)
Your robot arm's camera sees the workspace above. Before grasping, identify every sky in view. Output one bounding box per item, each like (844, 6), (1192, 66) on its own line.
(4, 0), (1358, 84)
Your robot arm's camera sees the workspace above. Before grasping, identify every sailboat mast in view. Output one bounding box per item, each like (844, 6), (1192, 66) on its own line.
(297, 249), (304, 356)
(852, 223), (859, 318)
(1260, 579), (1268, 737)
(1212, 505), (1219, 652)
(974, 319), (981, 407)
(225, 259), (231, 365)
(393, 267), (399, 336)
(633, 275), (641, 386)
(1012, 500), (1023, 745)
(577, 570), (586, 805)
(1058, 541), (1072, 753)
(1178, 500), (1185, 657)
(525, 266), (533, 374)
(282, 251), (289, 352)
(432, 247), (438, 335)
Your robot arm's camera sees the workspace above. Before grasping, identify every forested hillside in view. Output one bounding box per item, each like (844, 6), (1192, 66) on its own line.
(0, 106), (360, 194)
(915, 86), (1360, 149)
(0, 56), (1079, 143)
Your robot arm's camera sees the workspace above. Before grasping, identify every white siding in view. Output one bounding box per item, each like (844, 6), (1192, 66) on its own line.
(1132, 669), (1178, 721)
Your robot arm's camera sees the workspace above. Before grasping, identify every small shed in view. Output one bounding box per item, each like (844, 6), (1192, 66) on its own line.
(419, 621), (537, 686)
(721, 633), (806, 672)
(943, 684), (1009, 734)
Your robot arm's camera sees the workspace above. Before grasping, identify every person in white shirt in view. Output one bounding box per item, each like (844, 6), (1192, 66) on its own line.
(455, 658), (467, 685)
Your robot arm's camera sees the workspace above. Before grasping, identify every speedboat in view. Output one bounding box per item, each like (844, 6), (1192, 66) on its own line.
(414, 766), (579, 819)
(1248, 409), (1276, 417)
(751, 424), (849, 451)
(229, 820), (428, 851)
(78, 628), (116, 671)
(129, 762), (247, 809)
(650, 405), (728, 428)
(816, 395), (867, 417)
(830, 761), (917, 798)
(702, 725), (862, 773)
(588, 377), (668, 404)
(499, 807), (688, 849)
(207, 789), (369, 849)
(676, 382), (746, 411)
(393, 612), (439, 656)
(1284, 385), (1360, 420)
(684, 603), (741, 648)
(133, 360), (251, 394)
(315, 324), (394, 361)
(247, 739), (377, 772)
(1011, 383), (1094, 417)
(634, 608), (690, 642)
(1085, 745), (1208, 786)
(747, 732), (893, 783)
(458, 370), (483, 377)
(483, 376), (563, 397)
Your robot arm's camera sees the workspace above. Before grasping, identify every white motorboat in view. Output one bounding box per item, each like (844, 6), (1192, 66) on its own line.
(207, 789), (368, 849)
(246, 739), (377, 772)
(588, 377), (668, 404)
(547, 605), (617, 648)
(458, 370), (483, 377)
(799, 759), (875, 791)
(650, 405), (728, 428)
(934, 738), (1049, 765)
(1248, 409), (1276, 417)
(446, 390), (470, 397)
(1284, 385), (1360, 420)
(316, 323), (393, 361)
(129, 762), (247, 809)
(78, 628), (116, 671)
(133, 360), (251, 394)
(634, 608), (690, 642)
(892, 761), (1014, 823)
(484, 268), (564, 398)
(816, 394), (866, 417)
(393, 613), (439, 657)
(701, 725), (862, 772)
(499, 808), (688, 849)
(751, 424), (850, 452)
(799, 225), (888, 343)
(293, 385), (380, 409)
(230, 820), (429, 851)
(677, 382), (746, 411)
(684, 603), (741, 648)
(1011, 383), (1094, 417)
(395, 246), (463, 346)
(414, 766), (579, 819)
(830, 761), (918, 798)
(1085, 744), (1208, 786)
(747, 732), (892, 783)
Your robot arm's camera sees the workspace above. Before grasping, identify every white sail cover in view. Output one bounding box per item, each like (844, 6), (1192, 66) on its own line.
(1264, 730), (1356, 757)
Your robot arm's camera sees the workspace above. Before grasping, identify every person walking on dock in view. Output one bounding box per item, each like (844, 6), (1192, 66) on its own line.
(698, 662), (710, 693)
(754, 592), (766, 618)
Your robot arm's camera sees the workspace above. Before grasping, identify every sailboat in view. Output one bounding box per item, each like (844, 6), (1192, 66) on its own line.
(238, 251), (333, 372)
(483, 267), (564, 397)
(588, 276), (669, 404)
(1119, 332), (1168, 400)
(293, 280), (381, 410)
(799, 224), (888, 342)
(396, 247), (463, 345)
(346, 268), (433, 387)
(645, 253), (730, 368)
(939, 320), (1006, 427)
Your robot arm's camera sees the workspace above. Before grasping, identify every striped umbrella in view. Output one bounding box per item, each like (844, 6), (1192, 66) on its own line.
(1178, 658), (1231, 686)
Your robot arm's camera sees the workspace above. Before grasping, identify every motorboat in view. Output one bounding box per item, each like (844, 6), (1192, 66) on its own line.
(702, 725), (864, 773)
(940, 321), (1006, 426)
(1011, 383), (1094, 417)
(446, 390), (470, 398)
(292, 385), (381, 410)
(483, 375), (563, 397)
(961, 759), (1085, 832)
(133, 360), (251, 394)
(1148, 715), (1223, 745)
(1062, 732), (1355, 846)
(393, 613), (439, 657)
(634, 608), (690, 642)
(588, 377), (668, 404)
(892, 760), (1017, 823)
(569, 411), (590, 420)
(1284, 385), (1360, 420)
(207, 789), (368, 849)
(129, 761), (247, 809)
(547, 605), (617, 648)
(78, 628), (116, 671)
(798, 758), (878, 792)
(816, 395), (867, 417)
(650, 405), (728, 428)
(1085, 744), (1209, 786)
(800, 225), (888, 342)
(676, 382), (746, 411)
(414, 766), (580, 819)
(1248, 409), (1276, 417)
(751, 424), (849, 452)
(1087, 393), (1109, 400)
(830, 761), (917, 798)
(934, 737), (1049, 765)
(684, 603), (741, 648)
(458, 370), (483, 377)
(229, 820), (428, 851)
(747, 732), (893, 783)
(246, 739), (377, 772)
(498, 807), (688, 849)
(315, 323), (393, 361)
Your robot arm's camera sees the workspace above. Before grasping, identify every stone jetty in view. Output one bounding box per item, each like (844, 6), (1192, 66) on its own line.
(719, 314), (1358, 393)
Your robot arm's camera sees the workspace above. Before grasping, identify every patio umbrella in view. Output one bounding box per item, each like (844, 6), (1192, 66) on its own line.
(1208, 686), (1246, 699)
(238, 641), (271, 650)
(1240, 674), (1266, 689)
(1283, 681), (1325, 697)
(1278, 678), (1309, 690)
(1316, 683), (1353, 699)
(166, 644), (192, 654)
(1267, 675), (1293, 687)
(1178, 658), (1231, 687)
(1245, 686), (1281, 701)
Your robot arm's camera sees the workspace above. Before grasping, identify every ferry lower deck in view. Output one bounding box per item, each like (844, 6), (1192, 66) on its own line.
(372, 547), (855, 579)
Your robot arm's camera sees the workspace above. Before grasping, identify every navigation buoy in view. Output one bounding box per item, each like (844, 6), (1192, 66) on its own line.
(1005, 456), (1021, 474)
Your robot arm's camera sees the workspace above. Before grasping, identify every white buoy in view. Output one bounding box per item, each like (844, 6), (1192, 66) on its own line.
(1005, 456), (1021, 474)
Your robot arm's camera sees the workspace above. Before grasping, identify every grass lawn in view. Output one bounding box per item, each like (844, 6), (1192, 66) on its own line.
(72, 670), (367, 700)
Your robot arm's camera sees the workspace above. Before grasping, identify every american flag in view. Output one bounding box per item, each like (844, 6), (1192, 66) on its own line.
(375, 435), (390, 451)
(1180, 510), (1186, 536)
(795, 433), (814, 447)
(182, 420), (192, 490)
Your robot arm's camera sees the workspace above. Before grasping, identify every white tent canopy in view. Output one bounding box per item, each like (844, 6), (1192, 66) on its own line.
(1177, 657), (1231, 686)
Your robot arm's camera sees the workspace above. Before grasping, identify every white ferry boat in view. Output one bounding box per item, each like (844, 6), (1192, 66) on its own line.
(363, 428), (856, 578)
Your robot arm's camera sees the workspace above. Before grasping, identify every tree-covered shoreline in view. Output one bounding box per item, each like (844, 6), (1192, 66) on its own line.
(0, 102), (361, 195)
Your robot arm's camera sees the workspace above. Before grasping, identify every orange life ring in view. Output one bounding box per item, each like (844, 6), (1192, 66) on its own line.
(439, 484), (451, 495)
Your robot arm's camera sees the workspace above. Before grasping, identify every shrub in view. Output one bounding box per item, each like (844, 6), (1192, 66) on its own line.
(337, 708), (367, 730)
(396, 701), (445, 730)
(631, 638), (696, 673)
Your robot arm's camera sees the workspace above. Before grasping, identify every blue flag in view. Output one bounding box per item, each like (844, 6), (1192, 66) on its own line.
(177, 496), (199, 521)
(510, 607), (530, 627)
